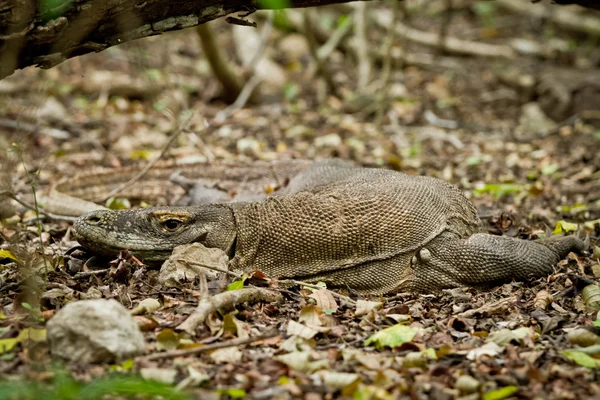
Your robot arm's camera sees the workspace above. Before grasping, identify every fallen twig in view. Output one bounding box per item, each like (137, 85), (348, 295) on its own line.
(215, 12), (274, 122)
(136, 329), (280, 362)
(174, 257), (354, 308)
(0, 118), (70, 139)
(373, 10), (515, 59)
(72, 268), (110, 280)
(244, 11), (275, 73)
(353, 2), (370, 91)
(303, 9), (339, 97)
(437, 0), (454, 53)
(496, 0), (600, 36)
(176, 287), (284, 334)
(316, 15), (352, 61)
(215, 75), (263, 123)
(375, 0), (400, 125)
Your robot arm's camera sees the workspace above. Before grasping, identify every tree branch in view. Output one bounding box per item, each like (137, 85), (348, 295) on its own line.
(0, 0), (376, 80)
(0, 0), (597, 80)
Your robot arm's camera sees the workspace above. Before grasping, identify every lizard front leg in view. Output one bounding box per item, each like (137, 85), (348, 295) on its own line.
(410, 232), (585, 293)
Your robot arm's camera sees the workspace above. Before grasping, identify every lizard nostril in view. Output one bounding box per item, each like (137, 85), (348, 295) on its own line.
(85, 216), (102, 225)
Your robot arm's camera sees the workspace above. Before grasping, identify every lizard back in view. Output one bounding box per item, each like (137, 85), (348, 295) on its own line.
(231, 168), (480, 292)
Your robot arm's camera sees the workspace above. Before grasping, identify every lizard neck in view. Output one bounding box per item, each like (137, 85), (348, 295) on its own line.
(200, 204), (238, 257)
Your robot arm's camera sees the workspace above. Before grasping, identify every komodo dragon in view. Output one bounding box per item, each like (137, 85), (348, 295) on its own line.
(73, 160), (585, 294)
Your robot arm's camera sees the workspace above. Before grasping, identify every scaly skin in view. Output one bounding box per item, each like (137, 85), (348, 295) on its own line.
(74, 164), (585, 294)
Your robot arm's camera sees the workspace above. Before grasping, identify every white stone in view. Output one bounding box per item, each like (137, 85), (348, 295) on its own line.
(47, 299), (145, 363)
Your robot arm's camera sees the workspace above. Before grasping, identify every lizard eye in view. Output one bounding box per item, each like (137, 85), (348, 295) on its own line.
(162, 219), (183, 232)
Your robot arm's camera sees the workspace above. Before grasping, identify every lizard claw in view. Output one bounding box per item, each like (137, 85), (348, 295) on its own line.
(419, 248), (431, 264)
(575, 224), (590, 251)
(583, 232), (590, 251)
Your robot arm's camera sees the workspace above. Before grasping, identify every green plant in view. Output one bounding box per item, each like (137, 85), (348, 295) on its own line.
(0, 370), (190, 400)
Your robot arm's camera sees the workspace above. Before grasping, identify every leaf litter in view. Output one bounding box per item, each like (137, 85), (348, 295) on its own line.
(1, 1), (600, 398)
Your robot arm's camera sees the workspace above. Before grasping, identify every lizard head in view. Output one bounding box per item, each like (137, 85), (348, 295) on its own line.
(73, 205), (236, 263)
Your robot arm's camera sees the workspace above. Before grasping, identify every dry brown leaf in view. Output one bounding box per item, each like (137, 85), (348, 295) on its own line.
(567, 328), (600, 347)
(210, 346), (243, 364)
(299, 305), (323, 327)
(131, 298), (161, 315)
(355, 300), (383, 317)
(140, 368), (178, 385)
(287, 320), (319, 340)
(533, 290), (553, 310)
(222, 313), (250, 339)
(308, 289), (338, 313)
(311, 370), (360, 391)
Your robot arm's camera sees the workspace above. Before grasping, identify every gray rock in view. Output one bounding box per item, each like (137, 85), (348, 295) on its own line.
(47, 299), (145, 363)
(515, 102), (556, 139)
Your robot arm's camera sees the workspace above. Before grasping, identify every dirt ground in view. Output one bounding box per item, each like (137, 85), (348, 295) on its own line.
(1, 1), (600, 399)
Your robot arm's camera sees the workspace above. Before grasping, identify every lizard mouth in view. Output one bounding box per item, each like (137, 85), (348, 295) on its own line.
(73, 211), (173, 263)
(73, 230), (172, 264)
(73, 233), (125, 257)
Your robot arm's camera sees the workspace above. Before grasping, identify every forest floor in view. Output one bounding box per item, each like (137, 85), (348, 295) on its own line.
(1, 1), (600, 399)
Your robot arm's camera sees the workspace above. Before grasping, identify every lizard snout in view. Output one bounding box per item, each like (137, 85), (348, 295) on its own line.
(75, 210), (111, 228)
(73, 210), (116, 237)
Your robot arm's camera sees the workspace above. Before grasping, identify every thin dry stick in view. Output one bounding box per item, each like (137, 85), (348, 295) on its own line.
(280, 279), (357, 305)
(244, 11), (275, 73)
(303, 9), (338, 97)
(97, 113), (194, 202)
(375, 0), (400, 125)
(353, 2), (370, 92)
(174, 258), (242, 279)
(197, 23), (244, 103)
(458, 296), (517, 318)
(215, 12), (274, 123)
(316, 15), (353, 61)
(175, 266), (211, 334)
(177, 287), (283, 333)
(0, 119), (70, 139)
(373, 11), (515, 59)
(215, 75), (263, 123)
(437, 0), (454, 54)
(136, 329), (280, 362)
(72, 268), (110, 280)
(176, 258), (356, 305)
